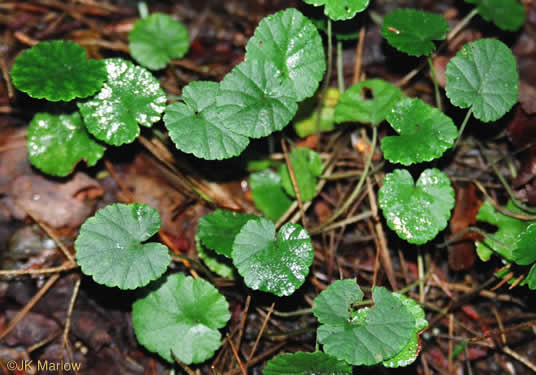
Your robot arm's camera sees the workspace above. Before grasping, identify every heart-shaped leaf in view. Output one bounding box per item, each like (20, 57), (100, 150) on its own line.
(232, 217), (314, 296)
(78, 58), (167, 146)
(301, 0), (370, 21)
(334, 79), (403, 126)
(280, 147), (323, 201)
(263, 352), (352, 375)
(475, 200), (533, 261)
(197, 209), (257, 258)
(132, 273), (230, 364)
(382, 293), (428, 368)
(513, 223), (536, 265)
(75, 203), (171, 290)
(378, 169), (455, 245)
(250, 169), (293, 221)
(382, 9), (449, 57)
(381, 97), (458, 165)
(164, 81), (249, 160)
(312, 278), (363, 326)
(129, 13), (189, 70)
(217, 59), (298, 139)
(315, 284), (415, 366)
(465, 0), (525, 31)
(26, 112), (105, 177)
(245, 8), (326, 101)
(445, 39), (519, 122)
(10, 40), (106, 102)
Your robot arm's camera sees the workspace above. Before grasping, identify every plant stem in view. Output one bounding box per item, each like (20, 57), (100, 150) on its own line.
(315, 19), (333, 134)
(446, 8), (479, 41)
(455, 107), (473, 147)
(337, 40), (345, 93)
(311, 125), (378, 232)
(137, 2), (149, 18)
(427, 55), (442, 111)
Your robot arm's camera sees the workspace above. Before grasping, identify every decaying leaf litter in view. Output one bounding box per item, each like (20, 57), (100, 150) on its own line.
(1, 0), (536, 374)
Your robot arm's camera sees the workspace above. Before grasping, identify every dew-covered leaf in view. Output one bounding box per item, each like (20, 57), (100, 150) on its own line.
(10, 40), (106, 102)
(132, 273), (230, 364)
(445, 39), (519, 122)
(217, 59), (298, 139)
(263, 352), (352, 375)
(164, 81), (249, 160)
(381, 97), (457, 165)
(75, 203), (171, 290)
(334, 79), (403, 126)
(465, 0), (525, 31)
(245, 8), (326, 101)
(249, 169), (293, 221)
(312, 278), (363, 326)
(78, 58), (166, 146)
(476, 200), (534, 261)
(280, 147), (323, 202)
(378, 169), (455, 245)
(513, 223), (536, 265)
(382, 293), (428, 368)
(316, 286), (415, 366)
(232, 218), (313, 296)
(302, 0), (370, 21)
(382, 9), (449, 57)
(26, 112), (105, 177)
(129, 13), (189, 70)
(197, 209), (258, 258)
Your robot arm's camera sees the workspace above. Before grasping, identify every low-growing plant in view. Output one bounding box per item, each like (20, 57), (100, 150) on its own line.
(8, 0), (531, 372)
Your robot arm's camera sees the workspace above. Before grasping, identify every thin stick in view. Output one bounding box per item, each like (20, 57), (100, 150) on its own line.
(336, 40), (345, 93)
(352, 26), (366, 84)
(0, 262), (77, 277)
(227, 334), (247, 375)
(448, 314), (454, 372)
(0, 274), (60, 340)
(236, 296), (251, 352)
(15, 201), (75, 263)
(502, 346), (536, 373)
(62, 277), (81, 374)
(470, 320), (536, 343)
(247, 303), (275, 365)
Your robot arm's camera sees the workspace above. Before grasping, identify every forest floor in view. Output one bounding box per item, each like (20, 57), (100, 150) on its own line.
(1, 0), (536, 374)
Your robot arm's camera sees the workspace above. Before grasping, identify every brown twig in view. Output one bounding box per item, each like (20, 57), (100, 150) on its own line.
(227, 334), (247, 375)
(281, 139), (307, 229)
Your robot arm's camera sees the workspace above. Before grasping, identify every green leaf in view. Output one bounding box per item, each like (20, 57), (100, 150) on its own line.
(382, 293), (428, 368)
(317, 286), (415, 366)
(382, 9), (449, 57)
(445, 39), (519, 122)
(294, 88), (339, 138)
(334, 79), (403, 126)
(280, 148), (323, 201)
(232, 218), (314, 296)
(245, 8), (326, 101)
(312, 279), (364, 326)
(249, 169), (293, 221)
(164, 81), (249, 160)
(78, 58), (167, 146)
(10, 40), (106, 102)
(197, 209), (258, 258)
(263, 352), (352, 375)
(26, 112), (105, 177)
(513, 223), (536, 265)
(75, 203), (171, 290)
(378, 169), (455, 245)
(381, 97), (458, 165)
(129, 13), (189, 70)
(132, 273), (230, 364)
(302, 0), (370, 21)
(217, 59), (298, 139)
(196, 235), (234, 279)
(476, 200), (534, 261)
(465, 0), (525, 31)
